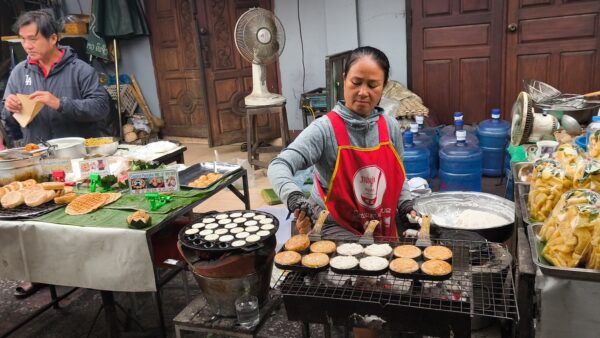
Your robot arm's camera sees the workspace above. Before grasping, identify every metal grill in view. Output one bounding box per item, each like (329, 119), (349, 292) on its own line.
(275, 238), (518, 321)
(0, 201), (63, 220)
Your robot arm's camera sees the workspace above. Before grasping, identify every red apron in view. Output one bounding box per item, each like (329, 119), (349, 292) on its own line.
(315, 112), (406, 238)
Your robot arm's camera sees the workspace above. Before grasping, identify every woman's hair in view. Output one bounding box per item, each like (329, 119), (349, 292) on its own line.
(13, 10), (60, 39)
(343, 46), (390, 85)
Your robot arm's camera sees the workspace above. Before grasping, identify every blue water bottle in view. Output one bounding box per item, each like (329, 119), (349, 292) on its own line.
(477, 108), (511, 177)
(403, 131), (430, 179)
(409, 123), (436, 179)
(439, 130), (483, 191)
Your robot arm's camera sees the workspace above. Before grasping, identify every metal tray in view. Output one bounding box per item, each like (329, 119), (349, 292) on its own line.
(329, 253), (390, 277)
(178, 162), (242, 190)
(274, 246), (330, 274)
(178, 210), (278, 252)
(520, 187), (532, 225)
(388, 257), (453, 281)
(512, 162), (533, 185)
(528, 223), (600, 282)
(0, 201), (64, 220)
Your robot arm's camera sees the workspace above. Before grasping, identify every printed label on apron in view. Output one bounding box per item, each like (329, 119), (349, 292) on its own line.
(353, 165), (386, 209)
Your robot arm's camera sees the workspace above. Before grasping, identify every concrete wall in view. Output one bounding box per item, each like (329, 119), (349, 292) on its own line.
(63, 0), (161, 118)
(275, 0), (407, 130)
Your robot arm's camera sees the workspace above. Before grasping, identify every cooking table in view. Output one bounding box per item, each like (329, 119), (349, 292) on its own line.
(514, 173), (600, 338)
(0, 167), (250, 338)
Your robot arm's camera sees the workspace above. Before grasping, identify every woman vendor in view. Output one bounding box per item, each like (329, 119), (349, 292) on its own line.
(268, 46), (415, 239)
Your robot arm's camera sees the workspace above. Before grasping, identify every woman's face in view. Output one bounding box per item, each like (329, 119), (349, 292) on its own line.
(343, 56), (385, 117)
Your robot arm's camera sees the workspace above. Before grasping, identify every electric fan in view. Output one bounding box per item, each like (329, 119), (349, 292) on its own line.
(234, 8), (286, 106)
(510, 92), (559, 146)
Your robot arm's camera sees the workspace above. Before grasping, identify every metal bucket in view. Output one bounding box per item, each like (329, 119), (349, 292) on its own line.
(191, 259), (273, 316)
(414, 192), (515, 243)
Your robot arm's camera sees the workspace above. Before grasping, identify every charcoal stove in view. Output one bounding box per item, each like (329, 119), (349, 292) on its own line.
(275, 236), (518, 337)
(177, 210), (279, 317)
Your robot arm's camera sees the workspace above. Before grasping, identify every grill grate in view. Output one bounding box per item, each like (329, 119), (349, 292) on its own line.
(275, 238), (518, 320)
(0, 201), (63, 220)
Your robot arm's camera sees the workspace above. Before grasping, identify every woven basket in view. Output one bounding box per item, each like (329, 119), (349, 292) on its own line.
(105, 84), (138, 115)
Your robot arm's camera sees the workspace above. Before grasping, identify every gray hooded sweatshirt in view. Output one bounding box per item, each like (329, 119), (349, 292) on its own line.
(2, 46), (110, 143)
(268, 102), (411, 210)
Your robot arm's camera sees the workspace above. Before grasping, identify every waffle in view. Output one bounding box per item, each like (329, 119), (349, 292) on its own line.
(102, 192), (122, 206)
(65, 193), (107, 215)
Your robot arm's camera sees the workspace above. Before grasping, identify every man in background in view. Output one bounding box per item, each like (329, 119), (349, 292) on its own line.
(2, 10), (111, 143)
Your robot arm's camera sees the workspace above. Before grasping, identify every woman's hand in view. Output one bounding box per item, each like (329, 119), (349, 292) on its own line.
(287, 191), (313, 234)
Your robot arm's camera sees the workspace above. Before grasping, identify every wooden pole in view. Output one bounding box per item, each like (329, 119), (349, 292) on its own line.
(113, 39), (123, 139)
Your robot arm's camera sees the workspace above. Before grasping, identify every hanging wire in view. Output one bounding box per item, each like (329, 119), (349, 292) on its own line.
(297, 0), (305, 94)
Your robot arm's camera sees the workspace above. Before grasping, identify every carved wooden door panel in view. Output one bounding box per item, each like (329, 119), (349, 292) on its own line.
(504, 0), (600, 112)
(409, 0), (505, 125)
(145, 0), (208, 138)
(196, 0), (281, 147)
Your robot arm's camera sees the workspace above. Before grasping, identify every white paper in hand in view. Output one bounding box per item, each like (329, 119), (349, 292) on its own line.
(13, 94), (44, 127)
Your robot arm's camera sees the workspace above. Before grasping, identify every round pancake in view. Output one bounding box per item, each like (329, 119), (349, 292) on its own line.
(393, 245), (422, 259)
(246, 234), (261, 243)
(421, 259), (452, 276)
(1, 191), (24, 208)
(390, 258), (419, 273)
(253, 215), (266, 220)
(219, 235), (234, 242)
(359, 256), (389, 271)
(236, 232), (250, 239)
(284, 234), (310, 252)
(215, 214), (229, 220)
(202, 217), (216, 224)
(24, 190), (48, 207)
(199, 229), (213, 236)
(259, 218), (274, 224)
(336, 243), (364, 256)
(261, 224), (275, 231)
(301, 253), (329, 268)
(257, 230), (270, 237)
(184, 228), (199, 235)
(310, 240), (337, 254)
(230, 227), (244, 234)
(245, 226), (259, 232)
(230, 212), (242, 218)
(364, 243), (393, 257)
(232, 240), (246, 247)
(191, 223), (205, 229)
(204, 234), (219, 241)
(215, 228), (228, 235)
(329, 255), (359, 270)
(423, 246), (453, 261)
(274, 251), (302, 265)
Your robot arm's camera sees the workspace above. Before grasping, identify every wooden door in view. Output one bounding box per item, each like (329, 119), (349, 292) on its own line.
(196, 0), (282, 147)
(409, 0), (505, 125)
(145, 0), (209, 138)
(504, 0), (600, 111)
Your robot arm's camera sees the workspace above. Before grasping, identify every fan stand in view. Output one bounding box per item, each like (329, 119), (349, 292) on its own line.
(245, 64), (286, 106)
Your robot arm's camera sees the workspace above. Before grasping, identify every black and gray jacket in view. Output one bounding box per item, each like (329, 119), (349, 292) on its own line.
(1, 46), (111, 143)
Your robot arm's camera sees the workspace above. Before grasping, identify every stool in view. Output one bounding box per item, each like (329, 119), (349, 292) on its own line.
(246, 103), (290, 169)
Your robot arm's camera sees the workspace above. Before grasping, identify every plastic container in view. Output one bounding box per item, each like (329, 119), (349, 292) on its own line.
(408, 123), (437, 178)
(587, 116), (600, 147)
(440, 112), (476, 137)
(415, 115), (440, 143)
(439, 120), (479, 149)
(439, 130), (483, 192)
(402, 131), (430, 180)
(477, 109), (510, 177)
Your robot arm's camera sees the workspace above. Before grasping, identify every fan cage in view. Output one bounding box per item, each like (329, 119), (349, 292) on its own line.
(234, 7), (285, 64)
